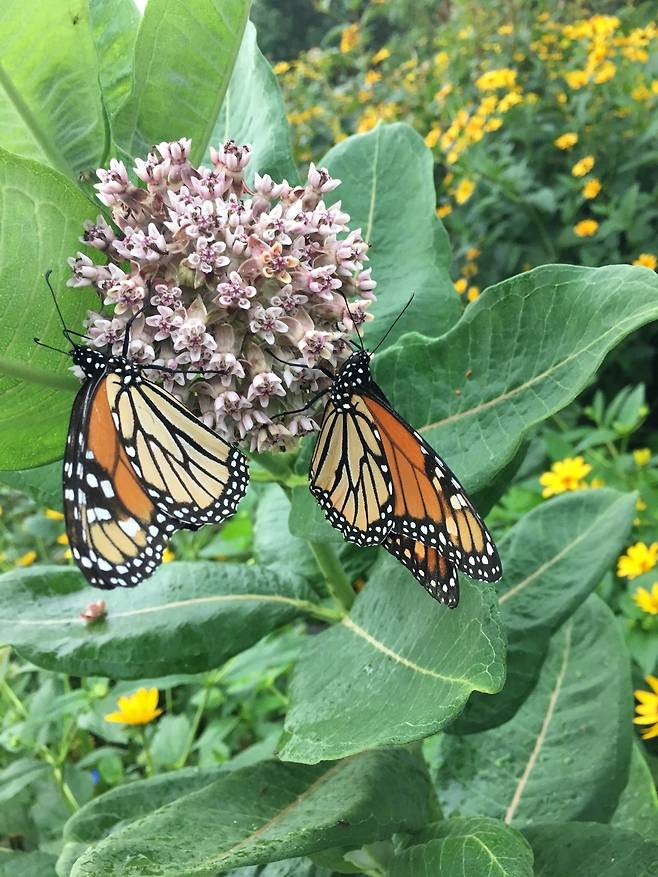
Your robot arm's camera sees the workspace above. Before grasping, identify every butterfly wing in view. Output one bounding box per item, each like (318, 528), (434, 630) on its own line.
(106, 376), (249, 528)
(309, 398), (394, 546)
(384, 532), (459, 607)
(64, 376), (178, 589)
(362, 390), (501, 582)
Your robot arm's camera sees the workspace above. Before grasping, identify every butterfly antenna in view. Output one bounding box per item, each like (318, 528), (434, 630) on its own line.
(371, 293), (415, 355)
(122, 310), (141, 358)
(44, 270), (69, 333)
(33, 337), (72, 357)
(339, 291), (364, 350)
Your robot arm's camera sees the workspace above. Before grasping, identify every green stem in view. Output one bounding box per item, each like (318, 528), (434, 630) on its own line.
(51, 764), (79, 812)
(174, 687), (210, 770)
(0, 677), (28, 718)
(0, 358), (78, 391)
(138, 726), (155, 778)
(165, 688), (174, 715)
(309, 541), (354, 612)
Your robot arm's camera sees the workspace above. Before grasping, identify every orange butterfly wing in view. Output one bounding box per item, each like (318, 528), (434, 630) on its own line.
(362, 394), (502, 582)
(385, 532), (459, 606)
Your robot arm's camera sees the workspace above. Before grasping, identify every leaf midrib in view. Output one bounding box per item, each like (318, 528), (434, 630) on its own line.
(419, 303), (658, 434)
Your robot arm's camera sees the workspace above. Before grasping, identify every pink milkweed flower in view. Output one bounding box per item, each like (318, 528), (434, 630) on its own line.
(67, 137), (377, 451)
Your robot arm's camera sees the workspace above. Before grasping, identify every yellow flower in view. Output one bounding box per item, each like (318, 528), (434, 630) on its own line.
(590, 477), (605, 488)
(44, 508), (65, 520)
(364, 69), (381, 86)
(618, 542), (658, 580)
(498, 24), (513, 36)
(465, 246), (481, 260)
(436, 203), (452, 219)
(634, 676), (658, 739)
(637, 498), (648, 512)
(631, 84), (651, 101)
(434, 51), (449, 69)
(16, 551), (37, 567)
(565, 70), (588, 89)
(454, 178), (475, 205)
(63, 549), (72, 560)
(475, 68), (517, 92)
(556, 91), (568, 105)
(453, 278), (467, 294)
(573, 219), (598, 237)
(498, 91), (523, 112)
(633, 448), (652, 466)
(56, 533), (69, 545)
(582, 178), (601, 199)
(340, 23), (360, 54)
(484, 117), (503, 132)
(162, 547), (175, 563)
(272, 61), (290, 75)
(594, 61), (616, 84)
(634, 584), (658, 615)
(434, 83), (453, 102)
(371, 47), (391, 65)
(633, 253), (657, 270)
(571, 155), (595, 177)
(554, 132), (578, 149)
(105, 688), (163, 725)
(424, 128), (441, 148)
(539, 456), (592, 498)
(467, 286), (480, 302)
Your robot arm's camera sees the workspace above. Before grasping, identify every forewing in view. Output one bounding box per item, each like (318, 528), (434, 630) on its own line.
(363, 393), (501, 582)
(309, 398), (394, 547)
(64, 377), (178, 589)
(107, 377), (249, 527)
(385, 532), (459, 607)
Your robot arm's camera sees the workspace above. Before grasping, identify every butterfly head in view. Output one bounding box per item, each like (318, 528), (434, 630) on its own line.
(71, 344), (110, 378)
(332, 350), (373, 404)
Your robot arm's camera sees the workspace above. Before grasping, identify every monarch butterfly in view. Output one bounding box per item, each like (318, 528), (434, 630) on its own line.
(305, 299), (501, 607)
(36, 273), (249, 590)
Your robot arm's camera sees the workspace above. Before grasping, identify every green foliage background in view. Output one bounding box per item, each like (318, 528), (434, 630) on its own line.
(0, 2), (657, 875)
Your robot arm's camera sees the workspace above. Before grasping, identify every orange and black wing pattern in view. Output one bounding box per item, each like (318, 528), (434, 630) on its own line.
(308, 350), (501, 607)
(309, 398), (393, 547)
(64, 375), (174, 589)
(384, 532), (459, 606)
(362, 393), (501, 583)
(64, 368), (249, 590)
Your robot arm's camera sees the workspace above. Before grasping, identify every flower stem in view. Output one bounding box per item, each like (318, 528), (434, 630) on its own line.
(138, 726), (155, 778)
(308, 541), (354, 613)
(174, 687), (210, 770)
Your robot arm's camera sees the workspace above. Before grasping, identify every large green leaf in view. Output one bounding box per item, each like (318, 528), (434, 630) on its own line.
(434, 596), (632, 827)
(0, 0), (106, 177)
(391, 817), (533, 877)
(0, 460), (62, 509)
(453, 489), (637, 733)
(611, 742), (658, 841)
(210, 22), (298, 183)
(279, 556), (505, 763)
(69, 749), (432, 876)
(321, 123), (461, 350)
(0, 149), (99, 471)
(113, 0), (250, 164)
(0, 561), (317, 678)
(523, 823), (658, 877)
(88, 0), (140, 122)
(375, 264), (658, 492)
(253, 485), (320, 583)
(0, 851), (58, 877)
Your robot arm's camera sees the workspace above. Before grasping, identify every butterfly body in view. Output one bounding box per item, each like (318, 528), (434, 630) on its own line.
(310, 350), (501, 607)
(63, 345), (248, 590)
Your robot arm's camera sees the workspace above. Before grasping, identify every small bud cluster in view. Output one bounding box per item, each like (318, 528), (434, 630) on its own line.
(68, 138), (376, 451)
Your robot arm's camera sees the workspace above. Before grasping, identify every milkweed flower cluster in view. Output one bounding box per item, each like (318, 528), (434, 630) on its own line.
(67, 138), (376, 451)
